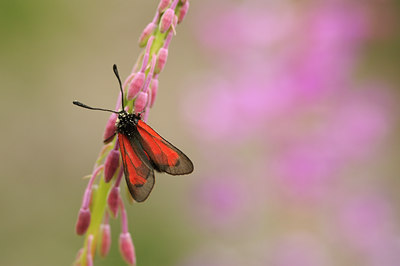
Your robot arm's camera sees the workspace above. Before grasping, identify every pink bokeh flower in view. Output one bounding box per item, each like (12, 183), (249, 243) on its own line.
(181, 0), (398, 265)
(189, 172), (256, 230)
(336, 191), (398, 255)
(269, 234), (332, 266)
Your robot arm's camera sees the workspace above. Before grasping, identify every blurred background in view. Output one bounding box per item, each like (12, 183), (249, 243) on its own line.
(1, 0), (400, 265)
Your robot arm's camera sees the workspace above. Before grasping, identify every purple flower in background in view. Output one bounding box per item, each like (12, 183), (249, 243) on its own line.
(189, 172), (256, 230)
(196, 1), (295, 56)
(269, 88), (392, 201)
(183, 75), (290, 142)
(339, 192), (393, 249)
(269, 234), (331, 266)
(184, 0), (381, 142)
(323, 88), (392, 160)
(181, 0), (399, 265)
(271, 144), (336, 201)
(335, 191), (400, 265)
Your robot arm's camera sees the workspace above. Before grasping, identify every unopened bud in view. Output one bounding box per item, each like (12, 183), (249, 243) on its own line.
(172, 14), (178, 32)
(150, 78), (158, 108)
(159, 8), (175, 33)
(178, 1), (189, 24)
(107, 187), (120, 218)
(127, 72), (145, 100)
(158, 0), (171, 13)
(134, 91), (148, 114)
(104, 150), (120, 182)
(87, 254), (93, 266)
(99, 224), (111, 257)
(103, 113), (117, 143)
(119, 232), (136, 266)
(138, 22), (157, 48)
(88, 184), (98, 209)
(155, 48), (168, 74)
(75, 208), (91, 235)
(86, 235), (94, 266)
(74, 248), (84, 265)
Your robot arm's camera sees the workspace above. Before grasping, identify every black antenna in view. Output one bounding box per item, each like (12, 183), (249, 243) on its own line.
(73, 100), (118, 114)
(113, 64), (125, 110)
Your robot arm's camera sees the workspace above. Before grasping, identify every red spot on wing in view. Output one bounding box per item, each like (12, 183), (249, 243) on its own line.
(118, 133), (147, 185)
(137, 121), (179, 167)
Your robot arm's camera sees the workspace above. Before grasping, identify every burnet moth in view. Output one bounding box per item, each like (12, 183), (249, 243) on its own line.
(73, 65), (194, 202)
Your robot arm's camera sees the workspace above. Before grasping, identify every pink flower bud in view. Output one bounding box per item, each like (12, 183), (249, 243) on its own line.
(155, 48), (168, 74)
(150, 78), (158, 108)
(138, 22), (156, 48)
(99, 224), (111, 257)
(107, 187), (120, 218)
(134, 91), (148, 114)
(159, 8), (175, 33)
(127, 72), (145, 100)
(142, 107), (150, 122)
(172, 14), (178, 30)
(104, 150), (120, 182)
(103, 113), (117, 143)
(87, 253), (93, 266)
(88, 184), (98, 209)
(86, 235), (94, 266)
(158, 0), (170, 13)
(178, 1), (189, 24)
(119, 232), (136, 265)
(74, 248), (84, 265)
(75, 208), (91, 235)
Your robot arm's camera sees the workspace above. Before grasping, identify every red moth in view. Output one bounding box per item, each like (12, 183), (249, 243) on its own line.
(73, 65), (193, 202)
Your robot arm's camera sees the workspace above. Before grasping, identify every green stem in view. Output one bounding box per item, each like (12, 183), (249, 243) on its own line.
(80, 175), (112, 265)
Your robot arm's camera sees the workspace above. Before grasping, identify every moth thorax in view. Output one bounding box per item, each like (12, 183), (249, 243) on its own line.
(117, 113), (139, 135)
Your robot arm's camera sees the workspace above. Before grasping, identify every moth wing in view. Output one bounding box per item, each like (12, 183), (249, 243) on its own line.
(136, 120), (194, 175)
(118, 133), (155, 202)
